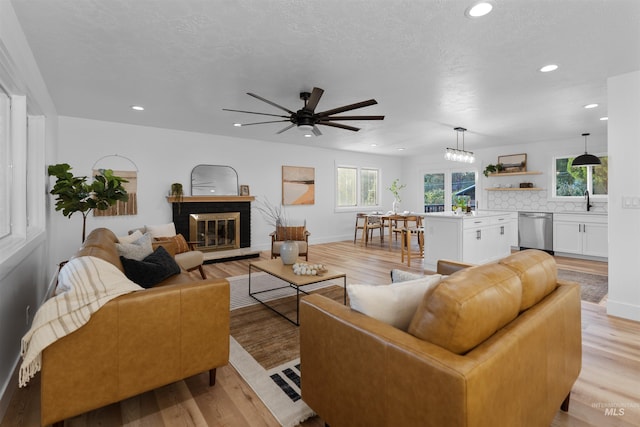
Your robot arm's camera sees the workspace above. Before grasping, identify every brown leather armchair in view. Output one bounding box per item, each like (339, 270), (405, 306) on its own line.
(270, 224), (310, 261)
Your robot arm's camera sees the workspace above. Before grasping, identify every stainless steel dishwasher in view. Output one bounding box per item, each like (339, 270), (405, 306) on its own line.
(518, 212), (554, 254)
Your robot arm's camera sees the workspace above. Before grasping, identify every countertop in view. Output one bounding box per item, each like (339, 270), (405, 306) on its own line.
(422, 211), (511, 219)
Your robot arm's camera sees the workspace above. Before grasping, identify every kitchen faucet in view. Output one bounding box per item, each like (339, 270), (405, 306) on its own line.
(584, 190), (592, 211)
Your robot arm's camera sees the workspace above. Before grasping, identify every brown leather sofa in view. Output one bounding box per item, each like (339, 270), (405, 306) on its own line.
(40, 228), (230, 427)
(300, 250), (582, 427)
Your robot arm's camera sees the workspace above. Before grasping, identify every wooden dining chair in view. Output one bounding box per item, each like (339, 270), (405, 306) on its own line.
(361, 215), (384, 246)
(354, 213), (368, 244)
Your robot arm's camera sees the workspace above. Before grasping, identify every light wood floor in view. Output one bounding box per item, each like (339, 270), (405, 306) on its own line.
(3, 239), (638, 427)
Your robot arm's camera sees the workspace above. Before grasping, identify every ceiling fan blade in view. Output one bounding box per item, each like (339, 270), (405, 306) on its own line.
(318, 122), (360, 132)
(319, 115), (385, 121)
(276, 124), (296, 134)
(305, 87), (324, 112)
(316, 99), (378, 117)
(237, 120), (290, 127)
(247, 93), (295, 114)
(222, 108), (289, 119)
(312, 125), (322, 136)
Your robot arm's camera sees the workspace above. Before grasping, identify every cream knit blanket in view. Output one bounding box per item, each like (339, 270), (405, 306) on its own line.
(19, 256), (142, 387)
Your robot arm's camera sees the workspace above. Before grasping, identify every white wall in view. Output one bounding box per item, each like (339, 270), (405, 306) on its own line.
(401, 136), (608, 214)
(0, 1), (57, 419)
(607, 70), (640, 321)
(52, 116), (403, 264)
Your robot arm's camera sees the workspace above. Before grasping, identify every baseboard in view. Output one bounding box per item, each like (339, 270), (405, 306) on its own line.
(606, 299), (640, 322)
(0, 358), (20, 425)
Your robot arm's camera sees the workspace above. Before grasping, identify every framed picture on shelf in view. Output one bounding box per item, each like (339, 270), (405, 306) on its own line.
(498, 153), (527, 172)
(239, 185), (250, 196)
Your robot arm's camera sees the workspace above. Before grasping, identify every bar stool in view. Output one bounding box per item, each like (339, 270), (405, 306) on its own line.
(401, 226), (425, 267)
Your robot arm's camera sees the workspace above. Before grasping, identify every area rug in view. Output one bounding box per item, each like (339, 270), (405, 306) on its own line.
(227, 273), (344, 426)
(557, 269), (608, 304)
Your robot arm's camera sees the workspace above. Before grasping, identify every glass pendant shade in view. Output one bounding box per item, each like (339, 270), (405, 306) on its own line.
(445, 127), (475, 163)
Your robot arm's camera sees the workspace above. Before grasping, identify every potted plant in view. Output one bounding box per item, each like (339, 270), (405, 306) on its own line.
(387, 179), (406, 213)
(48, 163), (129, 242)
(170, 182), (184, 213)
(483, 163), (504, 177)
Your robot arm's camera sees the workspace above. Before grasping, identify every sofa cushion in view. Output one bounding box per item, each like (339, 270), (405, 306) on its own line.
(117, 229), (143, 244)
(156, 234), (190, 254)
(390, 269), (424, 283)
(145, 222), (177, 238)
(408, 264), (522, 354)
(499, 249), (558, 311)
(348, 274), (443, 331)
(116, 232), (153, 261)
(120, 246), (181, 288)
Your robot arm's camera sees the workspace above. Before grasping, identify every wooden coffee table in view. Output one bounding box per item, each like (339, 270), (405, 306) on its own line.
(248, 259), (347, 326)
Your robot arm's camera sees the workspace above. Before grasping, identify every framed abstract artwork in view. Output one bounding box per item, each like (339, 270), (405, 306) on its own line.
(282, 166), (315, 205)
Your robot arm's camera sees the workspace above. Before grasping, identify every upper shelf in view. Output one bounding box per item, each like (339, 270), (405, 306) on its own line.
(487, 171), (543, 177)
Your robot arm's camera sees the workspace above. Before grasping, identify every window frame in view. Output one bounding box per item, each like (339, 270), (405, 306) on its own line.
(551, 153), (608, 200)
(335, 164), (381, 211)
(422, 166), (478, 213)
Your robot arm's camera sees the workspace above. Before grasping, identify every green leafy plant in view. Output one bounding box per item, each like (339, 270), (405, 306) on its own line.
(483, 163), (504, 177)
(387, 178), (406, 202)
(170, 182), (184, 213)
(48, 163), (129, 242)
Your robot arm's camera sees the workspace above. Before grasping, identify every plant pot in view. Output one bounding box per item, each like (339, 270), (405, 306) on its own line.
(280, 240), (299, 265)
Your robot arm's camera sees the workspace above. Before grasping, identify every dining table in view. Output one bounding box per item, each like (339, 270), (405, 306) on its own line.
(360, 212), (423, 249)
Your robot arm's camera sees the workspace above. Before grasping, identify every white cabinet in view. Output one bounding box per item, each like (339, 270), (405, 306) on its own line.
(553, 214), (608, 258)
(424, 212), (512, 268)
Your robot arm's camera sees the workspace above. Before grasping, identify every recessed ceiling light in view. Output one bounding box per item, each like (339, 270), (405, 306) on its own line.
(540, 64), (558, 73)
(370, 143), (377, 147)
(304, 134), (313, 138)
(130, 105), (144, 111)
(397, 147), (406, 151)
(584, 103), (598, 109)
(466, 1), (493, 18)
(600, 117), (609, 121)
(233, 123), (242, 127)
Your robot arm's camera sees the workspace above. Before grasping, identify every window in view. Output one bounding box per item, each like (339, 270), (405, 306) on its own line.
(336, 166), (379, 208)
(553, 155), (608, 198)
(0, 87), (10, 239)
(424, 169), (477, 212)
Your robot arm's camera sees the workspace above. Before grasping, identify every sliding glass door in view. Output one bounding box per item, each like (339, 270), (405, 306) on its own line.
(424, 169), (477, 212)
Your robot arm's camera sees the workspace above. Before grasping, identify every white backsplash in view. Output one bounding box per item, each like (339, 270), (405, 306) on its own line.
(486, 189), (608, 214)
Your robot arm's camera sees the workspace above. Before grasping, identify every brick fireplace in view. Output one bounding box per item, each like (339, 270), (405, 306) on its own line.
(168, 196), (254, 256)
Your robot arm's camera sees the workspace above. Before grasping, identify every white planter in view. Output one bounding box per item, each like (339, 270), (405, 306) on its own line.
(280, 241), (299, 265)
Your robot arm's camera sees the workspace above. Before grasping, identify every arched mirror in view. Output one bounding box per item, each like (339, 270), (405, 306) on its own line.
(191, 165), (239, 196)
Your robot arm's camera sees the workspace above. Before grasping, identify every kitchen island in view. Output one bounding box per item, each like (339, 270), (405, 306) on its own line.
(422, 211), (513, 270)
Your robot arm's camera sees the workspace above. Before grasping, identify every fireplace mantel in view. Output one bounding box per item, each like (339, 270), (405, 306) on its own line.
(167, 196), (255, 203)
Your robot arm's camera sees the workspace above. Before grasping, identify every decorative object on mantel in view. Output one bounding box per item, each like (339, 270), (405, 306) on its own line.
(91, 154), (138, 217)
(170, 183), (184, 213)
(387, 178), (406, 213)
(282, 165), (315, 205)
(497, 153), (527, 173)
(572, 133), (602, 166)
(191, 164), (239, 196)
(240, 185), (250, 196)
(48, 163), (129, 242)
(444, 127), (475, 163)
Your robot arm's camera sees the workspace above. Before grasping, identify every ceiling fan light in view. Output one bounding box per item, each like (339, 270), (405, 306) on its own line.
(466, 1), (493, 17)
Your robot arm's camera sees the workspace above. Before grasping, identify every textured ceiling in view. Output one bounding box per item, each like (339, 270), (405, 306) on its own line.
(10, 0), (640, 155)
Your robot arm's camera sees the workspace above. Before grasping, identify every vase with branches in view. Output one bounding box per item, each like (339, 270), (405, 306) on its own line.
(387, 178), (406, 213)
(255, 198), (301, 264)
(48, 163), (129, 242)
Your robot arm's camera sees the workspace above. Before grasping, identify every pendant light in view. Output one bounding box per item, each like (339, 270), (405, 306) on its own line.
(572, 133), (601, 166)
(445, 127), (475, 163)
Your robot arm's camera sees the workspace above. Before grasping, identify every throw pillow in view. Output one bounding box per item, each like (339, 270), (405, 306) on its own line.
(390, 269), (423, 283)
(117, 229), (143, 244)
(276, 226), (306, 241)
(120, 246), (181, 288)
(145, 222), (177, 238)
(116, 232), (153, 261)
(155, 234), (190, 254)
(347, 274), (443, 331)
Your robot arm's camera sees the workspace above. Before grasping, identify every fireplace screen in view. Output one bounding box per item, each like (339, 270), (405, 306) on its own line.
(189, 212), (240, 251)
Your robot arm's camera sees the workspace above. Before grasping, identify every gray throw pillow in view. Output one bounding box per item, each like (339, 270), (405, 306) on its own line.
(116, 232), (153, 261)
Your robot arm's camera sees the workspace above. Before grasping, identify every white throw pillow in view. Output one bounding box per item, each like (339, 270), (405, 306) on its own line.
(347, 274), (443, 331)
(116, 232), (153, 261)
(390, 269), (424, 283)
(145, 222), (177, 238)
(117, 229), (143, 244)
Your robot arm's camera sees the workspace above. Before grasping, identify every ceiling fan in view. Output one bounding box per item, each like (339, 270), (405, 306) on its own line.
(223, 87), (384, 136)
